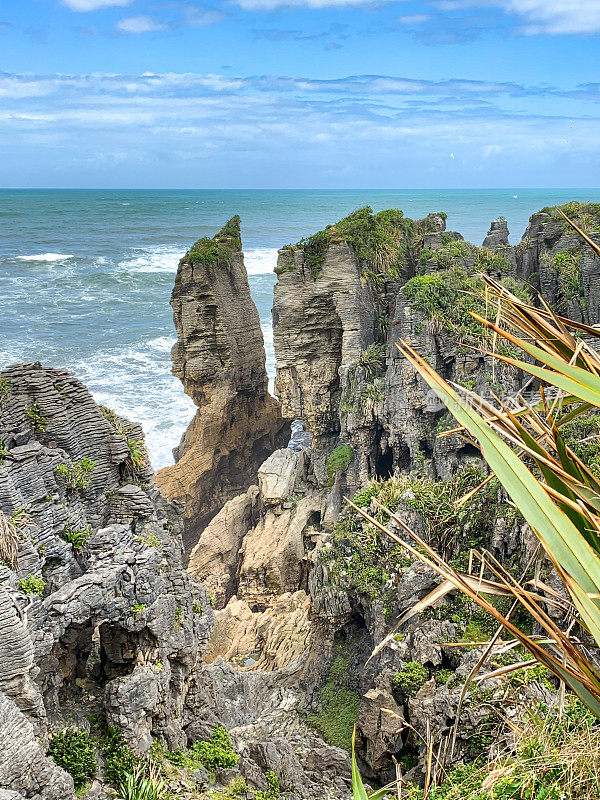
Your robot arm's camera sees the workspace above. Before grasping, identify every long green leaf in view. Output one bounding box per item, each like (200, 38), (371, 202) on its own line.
(398, 341), (600, 598)
(352, 729), (369, 800)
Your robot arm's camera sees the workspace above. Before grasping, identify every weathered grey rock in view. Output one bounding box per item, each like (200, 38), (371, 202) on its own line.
(516, 205), (600, 324)
(155, 218), (288, 549)
(0, 363), (212, 796)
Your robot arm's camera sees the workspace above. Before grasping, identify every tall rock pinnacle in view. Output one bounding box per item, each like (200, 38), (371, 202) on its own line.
(156, 217), (288, 550)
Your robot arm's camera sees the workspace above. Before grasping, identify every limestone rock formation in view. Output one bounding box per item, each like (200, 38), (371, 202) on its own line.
(0, 362), (211, 797)
(156, 217), (288, 550)
(516, 203), (600, 323)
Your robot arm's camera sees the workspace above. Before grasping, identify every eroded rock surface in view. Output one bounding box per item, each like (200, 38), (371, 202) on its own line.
(155, 217), (288, 549)
(0, 363), (211, 797)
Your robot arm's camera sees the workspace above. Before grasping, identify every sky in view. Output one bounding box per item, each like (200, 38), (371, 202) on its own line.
(1, 0), (599, 188)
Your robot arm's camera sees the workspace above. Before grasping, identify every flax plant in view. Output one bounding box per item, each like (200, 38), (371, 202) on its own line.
(350, 211), (600, 797)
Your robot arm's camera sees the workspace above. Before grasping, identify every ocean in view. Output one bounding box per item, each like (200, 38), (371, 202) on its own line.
(2, 188), (599, 469)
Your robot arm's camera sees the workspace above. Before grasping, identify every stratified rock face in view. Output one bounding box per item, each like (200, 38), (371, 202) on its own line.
(482, 217), (510, 249)
(0, 362), (211, 798)
(272, 207), (522, 493)
(155, 217), (288, 549)
(516, 203), (600, 323)
(274, 242), (376, 440)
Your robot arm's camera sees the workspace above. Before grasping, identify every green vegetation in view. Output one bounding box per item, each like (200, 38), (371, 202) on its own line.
(18, 574), (46, 596)
(125, 439), (149, 476)
(188, 215), (241, 268)
(297, 206), (416, 279)
(326, 444), (355, 486)
(0, 378), (10, 402)
(349, 343), (385, 380)
(403, 268), (530, 349)
(475, 247), (511, 273)
(307, 644), (360, 751)
(60, 523), (92, 550)
(102, 727), (140, 786)
(25, 402), (47, 431)
(547, 248), (583, 302)
(114, 767), (169, 800)
(136, 532), (161, 548)
(256, 771), (281, 800)
(419, 701), (600, 800)
(343, 345), (387, 413)
(191, 725), (239, 771)
(131, 603), (146, 616)
(325, 468), (504, 604)
(540, 201), (600, 231)
(48, 728), (97, 791)
(426, 239), (477, 270)
(393, 661), (428, 700)
(561, 410), (600, 476)
(55, 458), (96, 491)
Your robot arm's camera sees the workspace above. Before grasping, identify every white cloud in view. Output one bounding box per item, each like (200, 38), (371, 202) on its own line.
(435, 0), (600, 34)
(398, 13), (431, 24)
(62, 0), (133, 10)
(116, 15), (169, 33)
(507, 0), (600, 34)
(235, 0), (404, 8)
(1, 68), (599, 188)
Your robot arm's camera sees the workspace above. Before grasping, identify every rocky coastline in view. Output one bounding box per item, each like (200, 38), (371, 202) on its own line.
(1, 201), (600, 799)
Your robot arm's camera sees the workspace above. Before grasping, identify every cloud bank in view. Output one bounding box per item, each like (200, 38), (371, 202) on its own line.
(1, 69), (598, 187)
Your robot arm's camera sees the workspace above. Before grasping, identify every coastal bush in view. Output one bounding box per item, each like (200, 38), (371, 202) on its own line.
(548, 248), (583, 302)
(561, 411), (600, 476)
(354, 234), (600, 736)
(101, 726), (140, 786)
(125, 439), (149, 477)
(326, 444), (355, 487)
(48, 728), (97, 790)
(256, 771), (281, 800)
(55, 457), (96, 491)
(191, 725), (239, 771)
(298, 206), (415, 279)
(114, 767), (169, 800)
(403, 268), (530, 349)
(18, 574), (45, 595)
(25, 402), (47, 431)
(60, 523), (91, 550)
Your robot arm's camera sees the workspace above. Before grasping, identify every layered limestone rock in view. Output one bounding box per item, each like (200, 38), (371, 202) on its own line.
(0, 362), (212, 798)
(272, 207), (522, 495)
(515, 202), (600, 323)
(156, 217), (288, 549)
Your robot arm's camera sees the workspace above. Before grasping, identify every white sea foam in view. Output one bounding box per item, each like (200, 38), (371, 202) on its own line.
(74, 340), (196, 470)
(16, 253), (74, 262)
(119, 246), (184, 274)
(245, 248), (278, 275)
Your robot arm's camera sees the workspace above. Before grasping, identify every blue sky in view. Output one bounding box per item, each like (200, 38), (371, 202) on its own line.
(1, 0), (599, 187)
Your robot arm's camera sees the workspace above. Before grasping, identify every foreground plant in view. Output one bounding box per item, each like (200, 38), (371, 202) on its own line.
(349, 212), (600, 797)
(115, 765), (170, 800)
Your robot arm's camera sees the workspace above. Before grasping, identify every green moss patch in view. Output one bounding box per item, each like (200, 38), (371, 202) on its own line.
(307, 645), (361, 751)
(326, 444), (355, 486)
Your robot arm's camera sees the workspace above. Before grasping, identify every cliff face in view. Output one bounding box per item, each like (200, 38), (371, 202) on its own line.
(516, 202), (600, 323)
(3, 202), (598, 799)
(155, 217), (288, 549)
(272, 207), (522, 497)
(0, 362), (212, 799)
(186, 203), (596, 787)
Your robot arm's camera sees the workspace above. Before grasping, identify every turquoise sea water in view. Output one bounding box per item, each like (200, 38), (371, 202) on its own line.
(2, 188), (600, 468)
